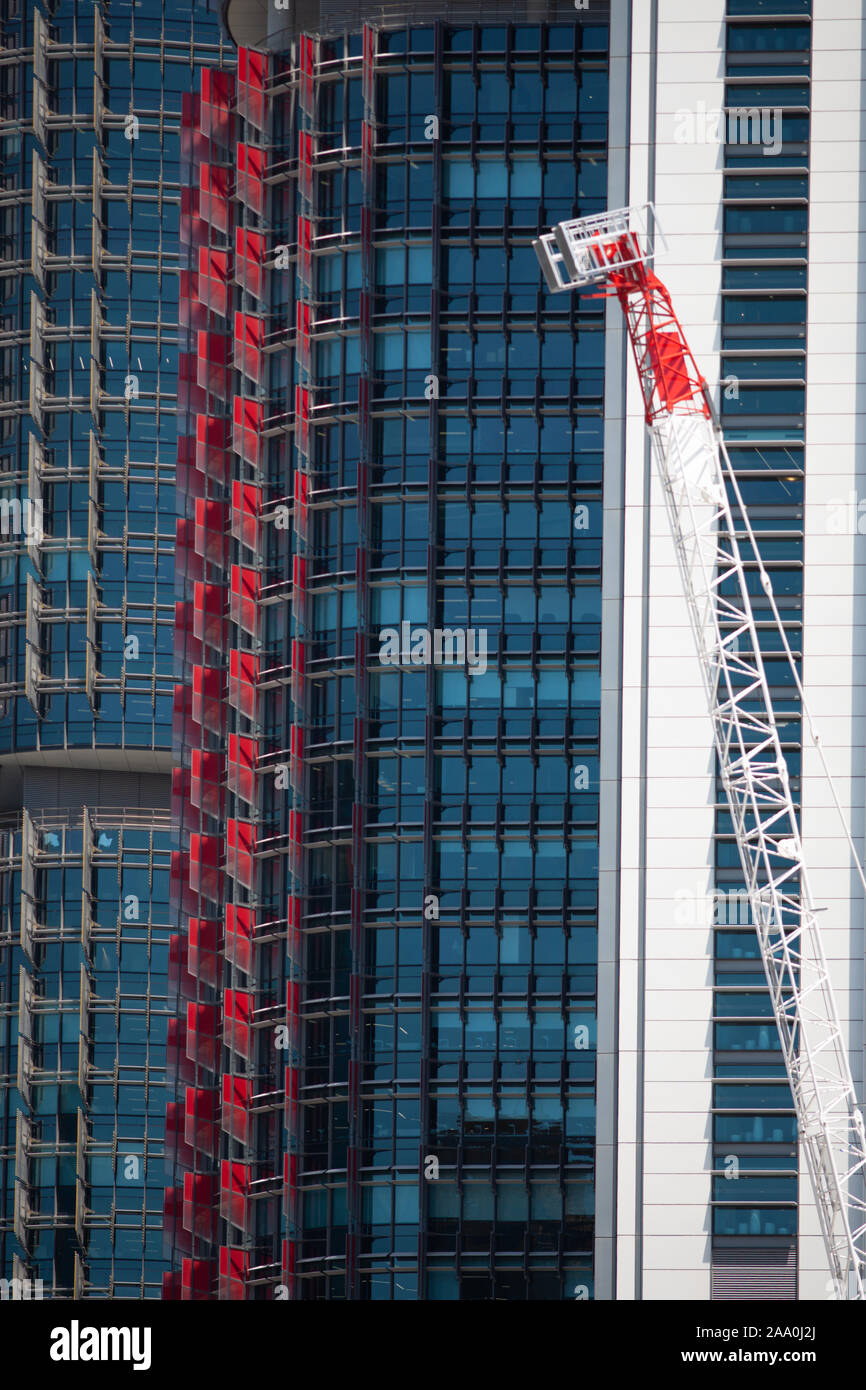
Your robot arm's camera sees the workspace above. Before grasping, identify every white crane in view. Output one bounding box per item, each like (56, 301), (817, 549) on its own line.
(534, 204), (866, 1300)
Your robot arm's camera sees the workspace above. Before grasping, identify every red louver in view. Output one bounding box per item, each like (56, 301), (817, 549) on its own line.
(185, 1000), (221, 1071)
(227, 650), (258, 721)
(188, 834), (221, 903)
(236, 47), (267, 131)
(183, 1172), (218, 1242)
(234, 228), (265, 300)
(199, 163), (231, 233)
(218, 1245), (249, 1301)
(224, 904), (253, 974)
(197, 247), (232, 317)
(188, 917), (222, 989)
(190, 748), (223, 818)
(180, 1258), (214, 1302)
(221, 1073), (251, 1145)
(184, 1087), (220, 1157)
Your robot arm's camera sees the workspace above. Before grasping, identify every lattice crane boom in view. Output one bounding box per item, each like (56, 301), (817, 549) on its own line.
(535, 204), (866, 1301)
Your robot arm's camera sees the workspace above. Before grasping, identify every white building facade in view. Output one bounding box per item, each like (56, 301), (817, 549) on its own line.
(596, 0), (865, 1301)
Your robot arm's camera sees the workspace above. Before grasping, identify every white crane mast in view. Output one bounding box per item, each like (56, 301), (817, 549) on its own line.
(535, 205), (866, 1300)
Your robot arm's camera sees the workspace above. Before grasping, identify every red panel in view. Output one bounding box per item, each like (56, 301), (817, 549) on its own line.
(232, 396), (264, 468)
(229, 565), (260, 636)
(168, 933), (197, 1002)
(188, 834), (221, 903)
(236, 47), (267, 130)
(288, 809), (303, 879)
(177, 351), (208, 416)
(224, 903), (253, 974)
(228, 650), (258, 721)
(297, 215), (312, 287)
(218, 1245), (249, 1301)
(286, 1239), (300, 1301)
(298, 131), (313, 201)
(171, 766), (192, 828)
(290, 724), (304, 792)
(299, 35), (315, 114)
(180, 93), (210, 167)
(286, 980), (300, 1054)
(295, 301), (310, 370)
(167, 1016), (196, 1086)
(190, 748), (223, 818)
(192, 582), (226, 648)
(236, 143), (265, 215)
(175, 518), (204, 585)
(179, 268), (208, 331)
(285, 1065), (299, 1136)
(233, 312), (265, 382)
(291, 638), (305, 705)
(193, 498), (228, 565)
(188, 917), (222, 989)
(162, 1269), (182, 1300)
(220, 1161), (252, 1232)
(177, 435), (202, 508)
(196, 331), (231, 400)
(230, 481), (261, 553)
(180, 186), (209, 249)
(198, 247), (231, 318)
(284, 1152), (298, 1217)
(223, 987), (253, 1061)
(221, 1073), (251, 1145)
(287, 895), (303, 971)
(226, 733), (255, 804)
(174, 599), (203, 670)
(199, 163), (231, 233)
(183, 1172), (218, 1241)
(180, 1259), (214, 1301)
(173, 683), (202, 752)
(234, 228), (265, 300)
(199, 68), (235, 144)
(186, 1000), (221, 1071)
(184, 1086), (221, 1157)
(196, 414), (231, 486)
(295, 384), (310, 456)
(225, 819), (255, 890)
(163, 1185), (193, 1258)
(192, 665), (224, 735)
(294, 469), (309, 543)
(292, 553), (307, 631)
(165, 1100), (195, 1170)
(170, 852), (201, 921)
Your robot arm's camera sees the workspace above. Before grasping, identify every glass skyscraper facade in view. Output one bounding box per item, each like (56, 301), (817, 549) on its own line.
(168, 1), (609, 1300)
(0, 0), (227, 1297)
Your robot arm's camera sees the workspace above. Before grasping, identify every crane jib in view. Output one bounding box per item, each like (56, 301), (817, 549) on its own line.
(536, 202), (866, 1301)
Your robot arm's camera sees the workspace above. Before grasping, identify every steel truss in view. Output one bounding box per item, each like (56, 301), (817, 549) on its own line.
(536, 205), (866, 1300)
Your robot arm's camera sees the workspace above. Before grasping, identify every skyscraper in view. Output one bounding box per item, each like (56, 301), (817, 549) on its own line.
(170, 0), (607, 1302)
(0, 0), (227, 1298)
(169, 0), (863, 1304)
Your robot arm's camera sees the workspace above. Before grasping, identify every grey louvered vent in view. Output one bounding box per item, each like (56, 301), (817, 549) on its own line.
(712, 1245), (796, 1300)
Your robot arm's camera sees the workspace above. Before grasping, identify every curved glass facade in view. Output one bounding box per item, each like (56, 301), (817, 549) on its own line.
(0, 807), (173, 1297)
(0, 0), (226, 1299)
(169, 8), (610, 1301)
(0, 0), (225, 758)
